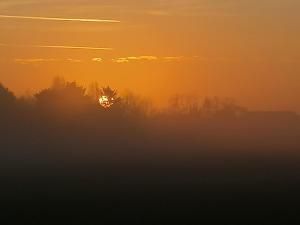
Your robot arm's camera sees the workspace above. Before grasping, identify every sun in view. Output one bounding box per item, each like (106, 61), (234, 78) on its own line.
(98, 86), (119, 109)
(99, 95), (114, 108)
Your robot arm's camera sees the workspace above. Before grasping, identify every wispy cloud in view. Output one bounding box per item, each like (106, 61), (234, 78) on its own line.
(112, 58), (130, 63)
(112, 56), (158, 63)
(110, 55), (233, 63)
(163, 56), (185, 62)
(12, 55), (242, 65)
(128, 56), (158, 60)
(0, 43), (113, 51)
(34, 45), (113, 51)
(14, 58), (82, 65)
(11, 55), (300, 66)
(92, 58), (103, 62)
(0, 15), (120, 23)
(14, 58), (51, 65)
(66, 58), (82, 63)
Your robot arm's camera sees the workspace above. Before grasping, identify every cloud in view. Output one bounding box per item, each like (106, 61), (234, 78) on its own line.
(110, 55), (209, 63)
(112, 58), (130, 63)
(14, 58), (82, 65)
(129, 56), (158, 60)
(92, 58), (103, 62)
(163, 56), (206, 62)
(12, 55), (243, 65)
(112, 56), (158, 63)
(0, 43), (113, 51)
(66, 58), (82, 63)
(14, 58), (57, 65)
(12, 55), (300, 66)
(163, 56), (184, 62)
(38, 45), (113, 51)
(0, 15), (120, 23)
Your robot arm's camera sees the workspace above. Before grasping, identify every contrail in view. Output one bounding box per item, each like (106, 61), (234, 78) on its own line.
(33, 45), (113, 51)
(0, 15), (120, 23)
(0, 43), (113, 51)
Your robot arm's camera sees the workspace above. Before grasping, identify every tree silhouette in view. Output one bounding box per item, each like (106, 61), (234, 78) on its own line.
(168, 94), (201, 116)
(99, 86), (121, 108)
(0, 83), (17, 115)
(121, 91), (153, 117)
(87, 82), (101, 102)
(35, 80), (91, 116)
(202, 97), (247, 119)
(100, 86), (119, 100)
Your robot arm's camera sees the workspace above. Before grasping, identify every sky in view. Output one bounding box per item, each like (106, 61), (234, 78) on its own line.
(0, 0), (299, 111)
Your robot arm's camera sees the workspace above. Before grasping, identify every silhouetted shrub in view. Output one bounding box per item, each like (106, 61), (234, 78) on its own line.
(35, 80), (92, 117)
(0, 83), (17, 114)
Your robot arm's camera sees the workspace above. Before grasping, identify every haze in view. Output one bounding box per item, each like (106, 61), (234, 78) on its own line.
(0, 0), (299, 111)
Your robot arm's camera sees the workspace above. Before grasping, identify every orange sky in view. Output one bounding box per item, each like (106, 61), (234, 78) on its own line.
(0, 0), (299, 111)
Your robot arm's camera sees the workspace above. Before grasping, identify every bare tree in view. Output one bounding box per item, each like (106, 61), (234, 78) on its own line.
(99, 86), (121, 109)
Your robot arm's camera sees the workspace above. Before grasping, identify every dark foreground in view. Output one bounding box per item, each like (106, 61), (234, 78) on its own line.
(1, 83), (300, 224)
(1, 155), (300, 225)
(1, 115), (300, 225)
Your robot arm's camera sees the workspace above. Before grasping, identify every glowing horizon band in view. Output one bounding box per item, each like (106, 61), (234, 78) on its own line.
(0, 15), (120, 23)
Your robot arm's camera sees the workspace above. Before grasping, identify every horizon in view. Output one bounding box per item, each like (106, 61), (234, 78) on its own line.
(0, 0), (299, 112)
(1, 78), (300, 114)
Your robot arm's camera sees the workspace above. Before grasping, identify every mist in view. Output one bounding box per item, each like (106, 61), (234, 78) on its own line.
(1, 78), (299, 224)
